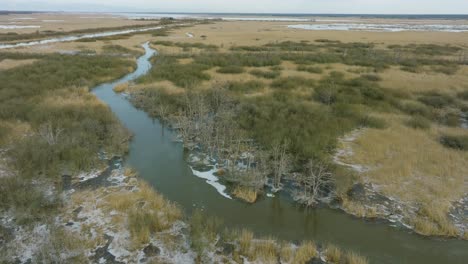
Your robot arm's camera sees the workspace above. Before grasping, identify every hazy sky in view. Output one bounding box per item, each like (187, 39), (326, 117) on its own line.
(2, 0), (468, 14)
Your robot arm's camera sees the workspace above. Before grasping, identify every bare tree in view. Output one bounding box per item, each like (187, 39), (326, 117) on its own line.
(38, 122), (63, 146)
(270, 140), (291, 192)
(157, 103), (170, 122)
(294, 160), (333, 206)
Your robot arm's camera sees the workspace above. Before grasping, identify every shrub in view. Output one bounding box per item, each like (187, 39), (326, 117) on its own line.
(361, 74), (382, 82)
(418, 94), (454, 108)
(217, 65), (244, 74)
(457, 90), (468, 101)
(399, 101), (431, 117)
(431, 64), (459, 75)
(440, 135), (468, 151)
(271, 77), (315, 90)
(102, 44), (138, 56)
(227, 80), (264, 93)
(195, 52), (281, 67)
(405, 115), (431, 130)
(297, 65), (323, 74)
(250, 69), (280, 79)
(359, 115), (387, 129)
(139, 55), (211, 88)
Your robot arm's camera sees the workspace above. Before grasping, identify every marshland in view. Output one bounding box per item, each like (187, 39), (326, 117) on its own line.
(0, 8), (467, 264)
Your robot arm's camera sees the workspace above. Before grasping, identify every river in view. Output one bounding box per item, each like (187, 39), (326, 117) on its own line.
(92, 42), (467, 264)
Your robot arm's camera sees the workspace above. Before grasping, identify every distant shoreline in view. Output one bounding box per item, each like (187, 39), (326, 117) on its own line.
(1, 10), (468, 20)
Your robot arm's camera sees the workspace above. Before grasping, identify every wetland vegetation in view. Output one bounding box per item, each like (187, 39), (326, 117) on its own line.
(1, 15), (467, 264)
(131, 38), (468, 239)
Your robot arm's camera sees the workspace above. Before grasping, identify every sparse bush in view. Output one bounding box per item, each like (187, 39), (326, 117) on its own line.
(217, 65), (244, 74)
(440, 135), (468, 151)
(297, 65), (323, 74)
(361, 74), (382, 82)
(195, 52), (281, 67)
(138, 55), (211, 88)
(418, 94), (454, 109)
(405, 115), (431, 130)
(271, 77), (315, 90)
(458, 90), (468, 101)
(227, 80), (264, 93)
(250, 69), (280, 79)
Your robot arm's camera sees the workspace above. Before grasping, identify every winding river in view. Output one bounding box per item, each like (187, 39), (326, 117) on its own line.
(93, 43), (467, 264)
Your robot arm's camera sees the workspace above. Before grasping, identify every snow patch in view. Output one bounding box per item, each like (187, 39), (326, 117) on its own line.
(190, 166), (232, 199)
(77, 170), (101, 182)
(186, 32), (194, 38)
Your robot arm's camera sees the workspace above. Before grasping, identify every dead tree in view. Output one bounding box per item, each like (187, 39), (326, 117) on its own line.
(38, 122), (63, 146)
(271, 140), (291, 192)
(294, 160), (333, 206)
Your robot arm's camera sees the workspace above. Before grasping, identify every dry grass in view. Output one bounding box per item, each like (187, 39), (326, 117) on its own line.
(232, 186), (258, 203)
(238, 229), (254, 256)
(279, 242), (294, 262)
(339, 114), (467, 236)
(343, 251), (369, 264)
(381, 66), (468, 95)
(104, 182), (182, 246)
(113, 82), (129, 93)
(341, 198), (379, 219)
(325, 243), (342, 263)
(124, 167), (137, 177)
(0, 59), (37, 71)
(250, 239), (278, 263)
(292, 241), (318, 264)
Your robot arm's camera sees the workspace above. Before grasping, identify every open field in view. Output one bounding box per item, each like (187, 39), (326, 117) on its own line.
(0, 13), (155, 34)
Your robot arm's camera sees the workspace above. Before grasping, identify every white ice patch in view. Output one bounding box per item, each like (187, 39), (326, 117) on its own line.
(190, 166), (232, 199)
(288, 23), (468, 32)
(0, 25), (40, 29)
(77, 170), (101, 182)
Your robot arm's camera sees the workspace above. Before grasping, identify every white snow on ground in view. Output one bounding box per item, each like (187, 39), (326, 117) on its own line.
(190, 166), (232, 199)
(0, 25), (40, 29)
(2, 221), (49, 263)
(186, 32), (194, 38)
(77, 170), (101, 182)
(333, 129), (370, 173)
(288, 23), (468, 32)
(461, 113), (468, 129)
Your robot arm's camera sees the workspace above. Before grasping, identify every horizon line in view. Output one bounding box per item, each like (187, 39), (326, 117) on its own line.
(1, 10), (468, 16)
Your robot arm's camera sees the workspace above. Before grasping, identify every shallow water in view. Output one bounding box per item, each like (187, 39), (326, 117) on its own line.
(0, 26), (163, 50)
(288, 23), (468, 32)
(93, 43), (467, 264)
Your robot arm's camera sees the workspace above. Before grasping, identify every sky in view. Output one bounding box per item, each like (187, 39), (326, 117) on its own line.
(2, 0), (468, 14)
